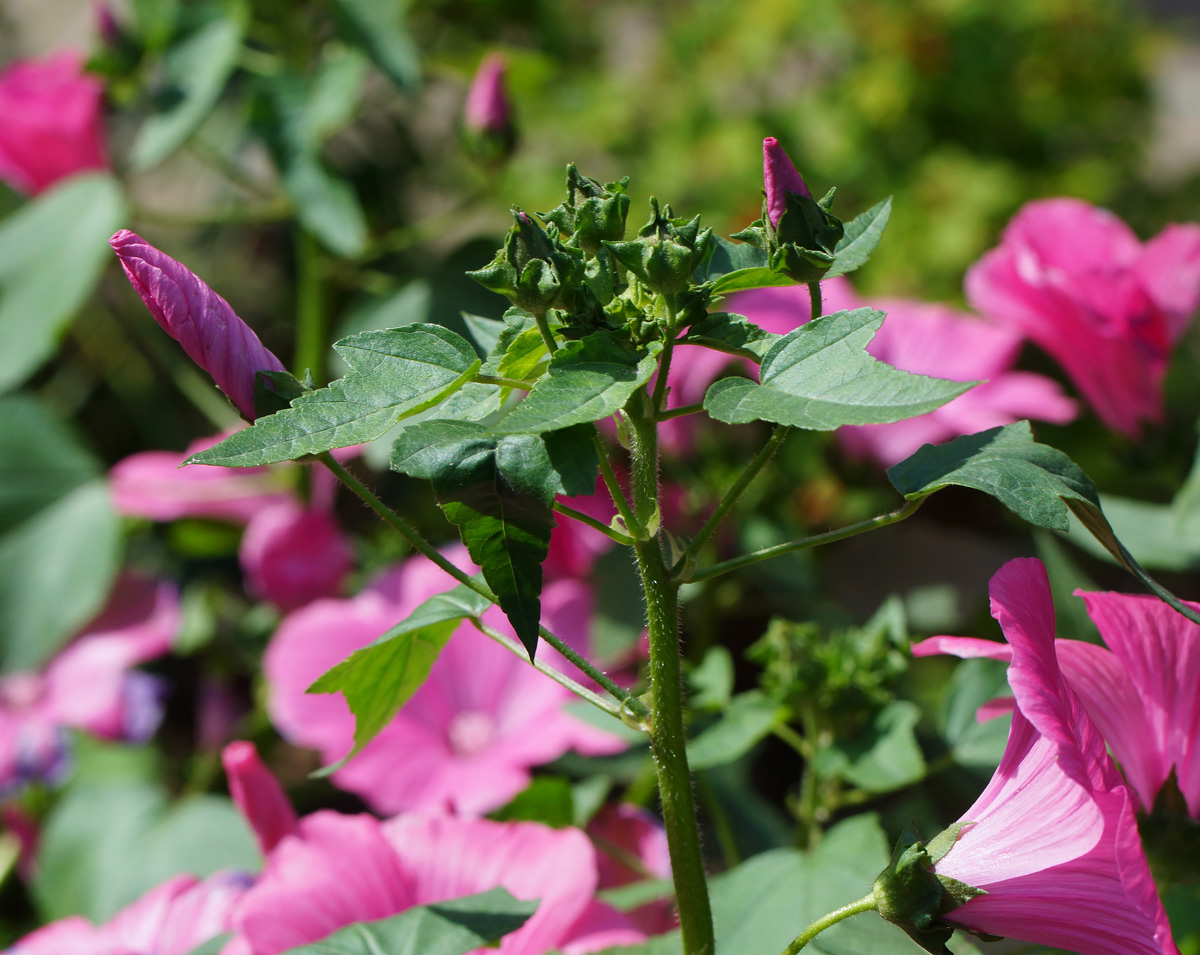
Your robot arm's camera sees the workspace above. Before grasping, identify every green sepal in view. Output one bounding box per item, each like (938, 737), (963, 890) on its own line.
(603, 197), (714, 297)
(252, 369), (311, 419)
(541, 164), (631, 256)
(467, 209), (586, 316)
(732, 188), (845, 285)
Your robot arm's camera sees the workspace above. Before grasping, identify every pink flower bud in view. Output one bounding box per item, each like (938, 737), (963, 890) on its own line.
(0, 50), (108, 195)
(110, 231), (287, 420)
(464, 54), (511, 136)
(222, 741), (298, 855)
(762, 136), (810, 228)
(238, 501), (352, 611)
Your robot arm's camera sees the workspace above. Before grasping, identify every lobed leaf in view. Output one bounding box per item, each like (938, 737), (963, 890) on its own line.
(187, 324), (481, 467)
(703, 307), (972, 430)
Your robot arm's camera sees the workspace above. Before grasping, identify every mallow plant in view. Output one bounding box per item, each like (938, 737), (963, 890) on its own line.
(107, 137), (1200, 955)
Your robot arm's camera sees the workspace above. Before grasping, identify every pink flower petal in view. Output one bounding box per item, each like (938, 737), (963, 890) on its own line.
(222, 741), (298, 855)
(239, 501), (353, 611)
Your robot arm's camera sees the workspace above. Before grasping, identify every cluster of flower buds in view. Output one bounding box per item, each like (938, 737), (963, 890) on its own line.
(733, 137), (844, 284)
(606, 196), (715, 299)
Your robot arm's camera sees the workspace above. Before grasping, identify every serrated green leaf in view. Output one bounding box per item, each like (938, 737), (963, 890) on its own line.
(0, 174), (128, 392)
(703, 308), (972, 429)
(131, 10), (246, 168)
(687, 691), (781, 770)
(710, 266), (797, 296)
(494, 331), (661, 435)
(329, 0), (420, 91)
(309, 584), (491, 764)
(278, 888), (537, 955)
(825, 197), (892, 279)
(679, 312), (778, 362)
(496, 326), (551, 383)
(187, 325), (481, 466)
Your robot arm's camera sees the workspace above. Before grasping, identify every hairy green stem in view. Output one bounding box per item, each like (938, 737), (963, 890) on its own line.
(293, 229), (328, 385)
(627, 393), (715, 955)
(594, 432), (643, 538)
(687, 498), (924, 584)
(318, 453), (650, 722)
(534, 309), (560, 354)
(651, 299), (678, 413)
(808, 280), (823, 321)
(658, 402), (705, 421)
(553, 502), (635, 545)
(780, 894), (878, 955)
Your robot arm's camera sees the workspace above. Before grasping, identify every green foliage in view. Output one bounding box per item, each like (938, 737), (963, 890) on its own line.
(678, 312), (777, 362)
(0, 175), (127, 392)
(825, 197), (894, 279)
(687, 692), (782, 770)
(276, 888), (537, 955)
(818, 701), (926, 794)
(328, 0), (420, 91)
(703, 308), (973, 429)
(189, 325), (482, 467)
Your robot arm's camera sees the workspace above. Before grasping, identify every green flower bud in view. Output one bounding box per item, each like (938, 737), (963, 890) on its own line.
(468, 209), (586, 315)
(604, 197), (714, 298)
(541, 164), (631, 256)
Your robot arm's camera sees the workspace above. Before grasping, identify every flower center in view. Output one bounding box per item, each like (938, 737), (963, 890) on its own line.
(446, 710), (495, 757)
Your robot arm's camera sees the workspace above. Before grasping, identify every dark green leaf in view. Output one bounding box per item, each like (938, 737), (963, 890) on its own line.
(710, 266), (797, 296)
(491, 776), (575, 827)
(696, 234), (768, 283)
(704, 308), (972, 429)
(462, 312), (506, 356)
(131, 10), (246, 168)
(187, 325), (481, 466)
(679, 312), (778, 362)
(302, 45), (369, 144)
(687, 691), (781, 770)
(541, 425), (599, 497)
(689, 645), (734, 711)
(278, 888), (537, 955)
(329, 0), (420, 91)
(825, 197), (892, 279)
(309, 584), (491, 764)
(183, 936), (232, 955)
(939, 657), (1010, 772)
(494, 332), (661, 435)
(816, 700), (926, 793)
(1063, 494), (1200, 572)
(0, 174), (128, 391)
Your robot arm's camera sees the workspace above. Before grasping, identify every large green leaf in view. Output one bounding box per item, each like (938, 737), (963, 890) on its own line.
(309, 584), (491, 764)
(0, 175), (128, 392)
(824, 197), (893, 279)
(329, 0), (420, 91)
(710, 266), (797, 296)
(279, 889), (537, 955)
(493, 331), (661, 435)
(34, 782), (257, 923)
(888, 421), (1200, 627)
(0, 396), (120, 671)
(703, 308), (972, 429)
(816, 700), (926, 793)
(131, 9), (246, 169)
(188, 325), (481, 466)
(686, 692), (781, 770)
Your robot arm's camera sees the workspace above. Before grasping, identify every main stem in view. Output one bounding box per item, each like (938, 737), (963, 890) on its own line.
(627, 390), (715, 955)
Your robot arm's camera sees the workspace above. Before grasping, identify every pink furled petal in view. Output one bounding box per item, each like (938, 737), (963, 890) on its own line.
(1076, 590), (1200, 816)
(910, 635), (1013, 660)
(934, 559), (1178, 955)
(234, 812), (415, 955)
(110, 433), (292, 524)
(762, 137), (810, 227)
(222, 742), (298, 855)
(239, 501), (353, 611)
(464, 54), (511, 135)
(110, 231), (287, 420)
(0, 50), (108, 195)
(382, 814), (606, 955)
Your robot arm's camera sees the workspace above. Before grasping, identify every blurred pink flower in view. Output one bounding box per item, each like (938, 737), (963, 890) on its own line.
(721, 277), (1075, 465)
(110, 231), (288, 420)
(0, 573), (178, 793)
(464, 54), (511, 136)
(8, 870), (250, 955)
(762, 136), (810, 228)
(915, 587), (1200, 818)
(265, 547), (626, 816)
(239, 500), (352, 611)
(110, 433), (291, 525)
(588, 804), (676, 936)
(224, 808), (641, 955)
(0, 50), (108, 196)
(966, 198), (1200, 437)
(922, 559), (1177, 955)
(222, 742), (298, 855)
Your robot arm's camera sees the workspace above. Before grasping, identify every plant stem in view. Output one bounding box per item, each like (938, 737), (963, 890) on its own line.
(651, 299), (678, 413)
(553, 502), (635, 545)
(294, 228), (328, 385)
(627, 392), (715, 955)
(687, 425), (791, 560)
(317, 452), (650, 722)
(687, 498), (924, 584)
(779, 894), (878, 955)
(534, 309), (559, 354)
(594, 433), (643, 538)
(658, 402), (704, 421)
(808, 280), (823, 321)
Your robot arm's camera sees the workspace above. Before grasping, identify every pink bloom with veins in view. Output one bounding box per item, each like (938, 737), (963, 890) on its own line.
(265, 546), (626, 816)
(919, 559), (1177, 955)
(0, 50), (108, 196)
(915, 586), (1200, 818)
(966, 198), (1200, 437)
(0, 573), (178, 794)
(110, 231), (287, 421)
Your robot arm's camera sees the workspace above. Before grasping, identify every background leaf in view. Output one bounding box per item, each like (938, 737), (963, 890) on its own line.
(687, 692), (781, 770)
(329, 0), (421, 91)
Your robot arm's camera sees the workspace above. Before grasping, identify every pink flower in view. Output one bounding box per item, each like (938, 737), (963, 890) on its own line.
(265, 547), (626, 816)
(966, 198), (1200, 437)
(464, 54), (512, 136)
(222, 742), (298, 855)
(7, 870), (250, 955)
(239, 501), (352, 611)
(110, 232), (288, 420)
(0, 50), (108, 196)
(762, 136), (810, 228)
(918, 559), (1177, 955)
(588, 804), (676, 936)
(110, 433), (292, 525)
(915, 587), (1200, 819)
(720, 277), (1075, 465)
(0, 573), (178, 793)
